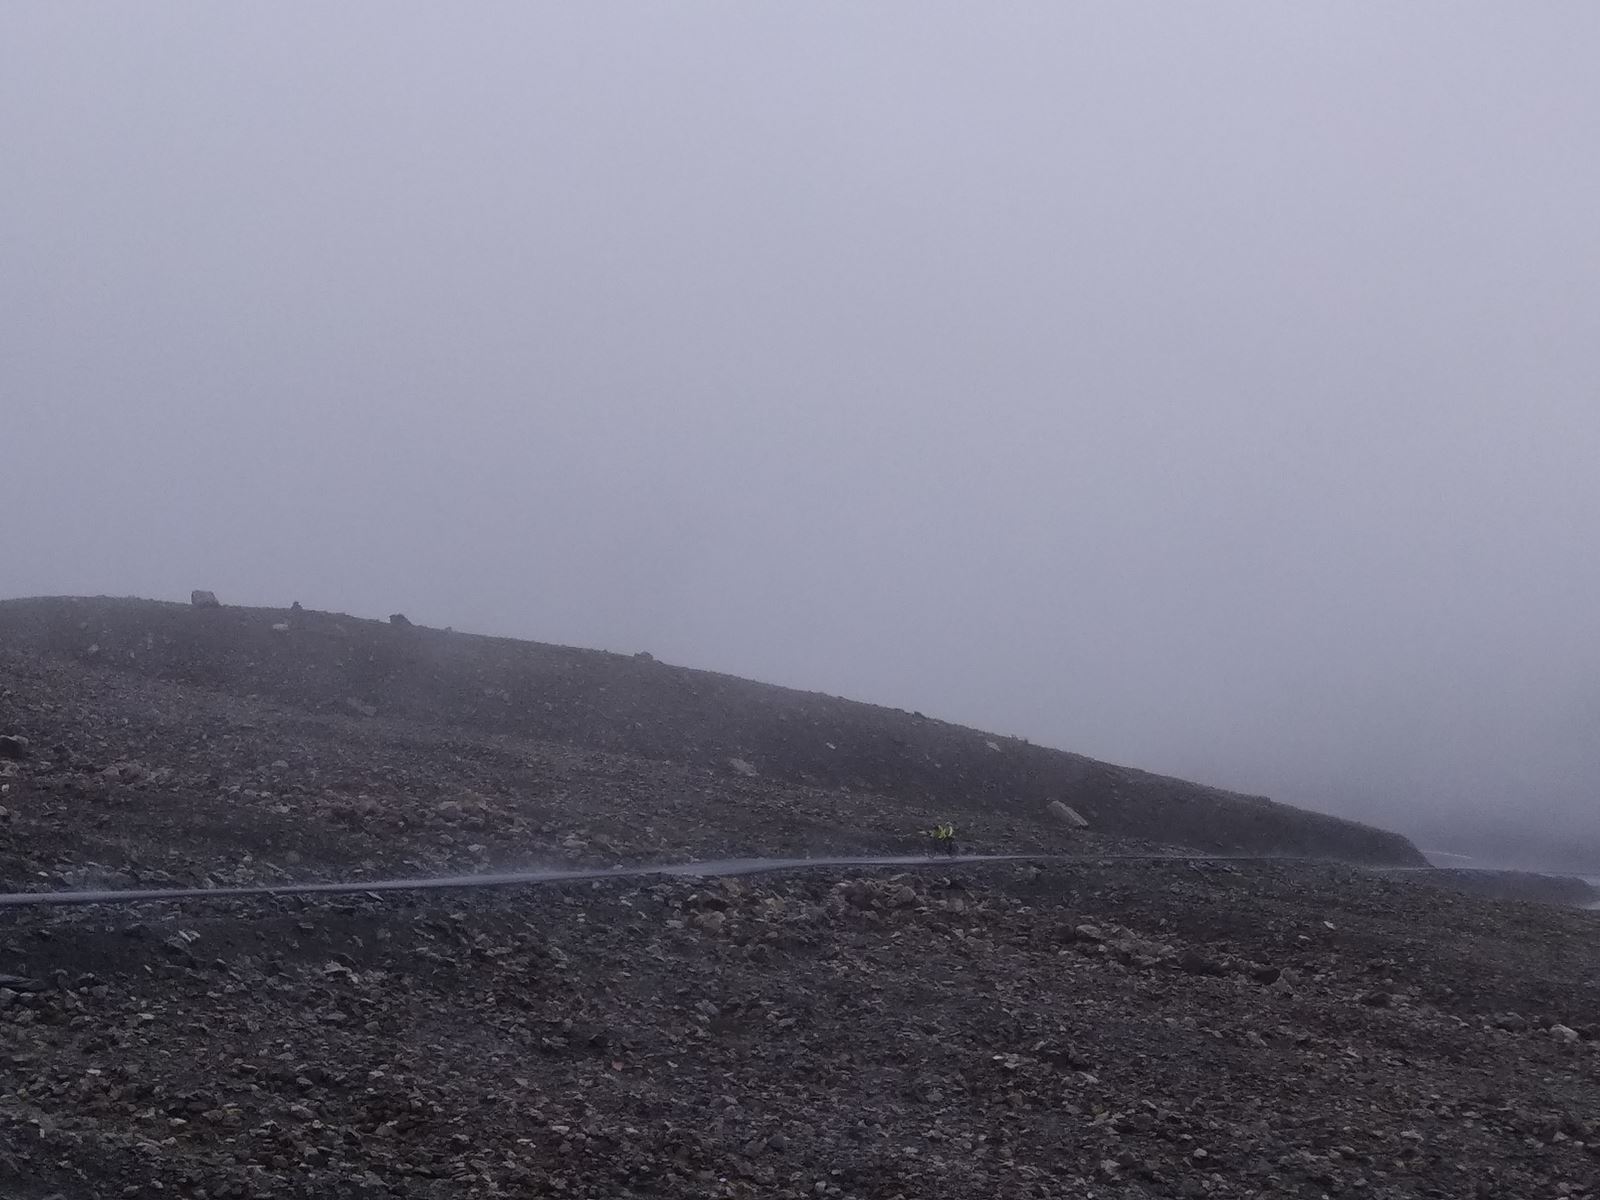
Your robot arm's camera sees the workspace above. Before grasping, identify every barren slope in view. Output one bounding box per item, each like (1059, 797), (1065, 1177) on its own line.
(0, 596), (1422, 876)
(3, 596), (1599, 1200)
(4, 860), (1600, 1199)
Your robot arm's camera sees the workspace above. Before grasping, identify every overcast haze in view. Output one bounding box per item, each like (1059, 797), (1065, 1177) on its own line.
(5, 6), (1599, 864)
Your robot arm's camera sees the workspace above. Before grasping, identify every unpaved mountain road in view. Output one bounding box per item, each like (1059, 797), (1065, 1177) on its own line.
(1, 851), (1583, 911)
(0, 853), (1299, 909)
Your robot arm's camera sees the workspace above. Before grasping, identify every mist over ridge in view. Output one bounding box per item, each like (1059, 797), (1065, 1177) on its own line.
(5, 5), (1599, 869)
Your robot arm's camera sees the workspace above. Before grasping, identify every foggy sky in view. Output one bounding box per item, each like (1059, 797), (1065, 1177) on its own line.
(5, 6), (1599, 864)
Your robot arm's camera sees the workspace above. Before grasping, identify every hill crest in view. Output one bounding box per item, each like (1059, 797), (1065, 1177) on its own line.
(0, 595), (1423, 867)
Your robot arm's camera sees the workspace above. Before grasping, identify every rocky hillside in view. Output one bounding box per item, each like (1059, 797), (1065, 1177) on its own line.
(0, 595), (1422, 868)
(7, 596), (1600, 1200)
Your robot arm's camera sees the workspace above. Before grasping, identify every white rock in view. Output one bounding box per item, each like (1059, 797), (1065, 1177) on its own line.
(1048, 800), (1089, 828)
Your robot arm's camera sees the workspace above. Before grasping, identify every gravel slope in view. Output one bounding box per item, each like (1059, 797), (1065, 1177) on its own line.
(0, 596), (1423, 869)
(3, 861), (1600, 1199)
(3, 595), (1596, 1199)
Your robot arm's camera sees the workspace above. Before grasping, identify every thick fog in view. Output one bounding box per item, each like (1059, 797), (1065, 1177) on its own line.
(4, 6), (1599, 867)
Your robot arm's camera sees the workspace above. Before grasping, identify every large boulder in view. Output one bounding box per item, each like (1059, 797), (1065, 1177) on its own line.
(1048, 800), (1089, 829)
(190, 590), (221, 608)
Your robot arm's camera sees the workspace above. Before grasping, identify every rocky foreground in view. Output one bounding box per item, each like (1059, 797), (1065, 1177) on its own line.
(4, 860), (1600, 1199)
